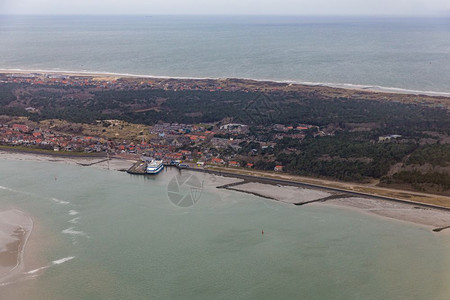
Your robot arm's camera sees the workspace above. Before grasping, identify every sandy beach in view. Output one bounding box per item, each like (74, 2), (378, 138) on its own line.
(229, 182), (331, 204)
(1, 68), (450, 98)
(316, 197), (450, 230)
(218, 180), (450, 231)
(0, 209), (33, 284)
(0, 150), (135, 172)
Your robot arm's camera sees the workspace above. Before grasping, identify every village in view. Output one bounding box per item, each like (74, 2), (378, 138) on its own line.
(0, 117), (330, 173)
(0, 72), (341, 174)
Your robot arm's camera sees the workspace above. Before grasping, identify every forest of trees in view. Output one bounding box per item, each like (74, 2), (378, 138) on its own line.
(381, 171), (450, 193)
(1, 83), (445, 134)
(272, 133), (419, 181)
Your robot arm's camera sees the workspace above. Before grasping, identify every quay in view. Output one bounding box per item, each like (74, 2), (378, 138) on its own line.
(127, 160), (185, 174)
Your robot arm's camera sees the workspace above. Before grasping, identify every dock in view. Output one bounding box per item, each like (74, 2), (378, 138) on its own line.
(127, 160), (147, 174)
(127, 160), (184, 174)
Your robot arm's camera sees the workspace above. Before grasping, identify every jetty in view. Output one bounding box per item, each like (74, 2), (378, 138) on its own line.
(127, 160), (147, 174)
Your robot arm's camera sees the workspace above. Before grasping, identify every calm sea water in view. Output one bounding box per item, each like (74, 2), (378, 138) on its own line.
(0, 15), (449, 93)
(1, 160), (450, 299)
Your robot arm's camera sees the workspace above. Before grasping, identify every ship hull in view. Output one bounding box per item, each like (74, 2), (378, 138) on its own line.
(146, 163), (164, 174)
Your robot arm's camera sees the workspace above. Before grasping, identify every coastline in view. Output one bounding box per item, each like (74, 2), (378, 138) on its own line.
(213, 178), (450, 231)
(0, 149), (136, 172)
(0, 209), (33, 285)
(196, 166), (450, 208)
(1, 68), (450, 98)
(2, 149), (450, 232)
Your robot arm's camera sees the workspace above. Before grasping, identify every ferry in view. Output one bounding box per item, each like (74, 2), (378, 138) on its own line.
(146, 160), (164, 174)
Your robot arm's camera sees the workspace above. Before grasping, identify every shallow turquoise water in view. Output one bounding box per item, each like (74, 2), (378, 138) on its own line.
(1, 159), (450, 299)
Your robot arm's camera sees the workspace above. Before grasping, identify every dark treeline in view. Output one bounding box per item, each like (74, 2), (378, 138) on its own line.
(3, 85), (443, 134)
(261, 132), (419, 181)
(406, 144), (450, 167)
(381, 171), (450, 192)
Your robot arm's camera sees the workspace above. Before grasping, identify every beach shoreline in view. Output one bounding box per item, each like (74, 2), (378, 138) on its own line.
(209, 176), (450, 231)
(0, 149), (136, 172)
(1, 68), (450, 98)
(0, 209), (33, 285)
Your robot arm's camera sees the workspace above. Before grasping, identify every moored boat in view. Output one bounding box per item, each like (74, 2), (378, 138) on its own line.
(146, 160), (164, 174)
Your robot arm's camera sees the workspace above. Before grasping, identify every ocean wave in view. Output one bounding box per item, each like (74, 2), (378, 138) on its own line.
(51, 197), (70, 205)
(68, 217), (80, 224)
(25, 265), (50, 275)
(25, 256), (75, 275)
(1, 68), (449, 97)
(52, 256), (75, 265)
(68, 210), (79, 216)
(0, 185), (17, 192)
(62, 227), (87, 236)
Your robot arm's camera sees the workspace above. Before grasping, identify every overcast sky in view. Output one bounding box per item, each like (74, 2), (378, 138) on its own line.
(1, 0), (449, 16)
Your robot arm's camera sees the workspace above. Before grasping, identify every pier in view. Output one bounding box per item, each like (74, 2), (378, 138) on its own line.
(127, 160), (147, 174)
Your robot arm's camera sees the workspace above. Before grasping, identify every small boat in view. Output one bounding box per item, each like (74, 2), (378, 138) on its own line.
(146, 160), (164, 174)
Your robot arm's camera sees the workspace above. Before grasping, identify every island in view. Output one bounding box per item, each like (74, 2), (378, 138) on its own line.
(0, 70), (449, 206)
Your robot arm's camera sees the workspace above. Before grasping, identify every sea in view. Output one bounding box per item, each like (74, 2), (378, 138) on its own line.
(0, 15), (449, 94)
(1, 160), (450, 299)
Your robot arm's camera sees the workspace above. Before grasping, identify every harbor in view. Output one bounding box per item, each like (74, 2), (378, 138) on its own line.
(126, 159), (187, 175)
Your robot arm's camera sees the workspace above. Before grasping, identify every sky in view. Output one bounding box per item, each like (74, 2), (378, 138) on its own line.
(1, 0), (449, 16)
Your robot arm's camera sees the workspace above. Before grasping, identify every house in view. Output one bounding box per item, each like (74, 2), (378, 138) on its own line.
(378, 135), (402, 142)
(220, 123), (248, 133)
(246, 163), (254, 168)
(274, 165), (283, 172)
(12, 124), (30, 133)
(210, 157), (225, 165)
(229, 161), (240, 167)
(181, 150), (192, 156)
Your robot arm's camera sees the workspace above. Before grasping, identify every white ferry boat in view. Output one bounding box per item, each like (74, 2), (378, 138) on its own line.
(146, 160), (164, 174)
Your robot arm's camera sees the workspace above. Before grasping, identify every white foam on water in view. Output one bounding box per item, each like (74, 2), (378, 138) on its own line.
(62, 227), (86, 236)
(0, 185), (17, 192)
(1, 273), (43, 287)
(52, 256), (75, 265)
(0, 279), (19, 287)
(23, 256), (75, 277)
(51, 198), (70, 205)
(68, 217), (80, 224)
(68, 210), (79, 216)
(0, 185), (44, 199)
(25, 265), (50, 275)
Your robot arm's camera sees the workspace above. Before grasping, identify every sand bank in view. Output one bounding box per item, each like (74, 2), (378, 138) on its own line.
(0, 209), (33, 283)
(229, 181), (450, 230)
(0, 150), (135, 172)
(315, 197), (450, 230)
(229, 182), (331, 204)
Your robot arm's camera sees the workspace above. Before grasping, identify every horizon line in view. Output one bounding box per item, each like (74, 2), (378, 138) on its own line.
(0, 13), (448, 17)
